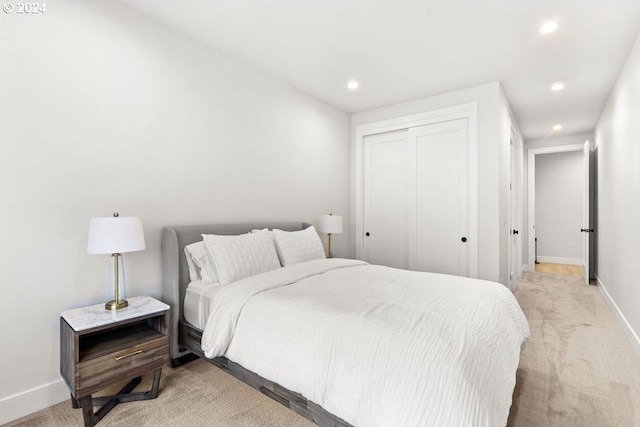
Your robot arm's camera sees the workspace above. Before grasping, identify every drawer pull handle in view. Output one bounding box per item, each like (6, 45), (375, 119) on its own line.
(115, 349), (142, 360)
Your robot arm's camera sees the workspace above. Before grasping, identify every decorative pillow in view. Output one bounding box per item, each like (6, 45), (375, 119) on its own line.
(272, 226), (326, 266)
(184, 242), (219, 282)
(202, 232), (281, 285)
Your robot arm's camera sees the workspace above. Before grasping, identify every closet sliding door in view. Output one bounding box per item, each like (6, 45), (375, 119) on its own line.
(410, 119), (469, 276)
(363, 129), (409, 269)
(363, 118), (470, 276)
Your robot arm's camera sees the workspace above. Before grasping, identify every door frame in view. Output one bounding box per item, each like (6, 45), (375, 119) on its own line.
(582, 141), (591, 284)
(508, 127), (524, 291)
(526, 143), (586, 273)
(354, 102), (479, 278)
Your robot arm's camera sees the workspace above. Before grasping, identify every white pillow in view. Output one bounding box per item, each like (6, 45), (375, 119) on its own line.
(202, 232), (281, 285)
(184, 245), (201, 281)
(273, 226), (326, 266)
(184, 242), (219, 282)
(251, 228), (273, 238)
(251, 228), (284, 264)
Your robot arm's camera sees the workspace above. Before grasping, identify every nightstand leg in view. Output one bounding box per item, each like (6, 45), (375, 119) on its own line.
(70, 394), (80, 409)
(149, 368), (162, 399)
(80, 396), (95, 427)
(73, 371), (163, 426)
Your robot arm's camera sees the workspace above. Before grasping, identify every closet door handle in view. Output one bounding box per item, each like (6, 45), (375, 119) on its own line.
(461, 237), (467, 243)
(365, 232), (370, 237)
(580, 228), (594, 233)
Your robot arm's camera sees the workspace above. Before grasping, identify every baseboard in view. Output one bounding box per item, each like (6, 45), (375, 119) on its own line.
(536, 256), (583, 265)
(595, 275), (640, 358)
(0, 378), (69, 425)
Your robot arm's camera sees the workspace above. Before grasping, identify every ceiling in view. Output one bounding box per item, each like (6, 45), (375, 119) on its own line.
(119, 0), (640, 140)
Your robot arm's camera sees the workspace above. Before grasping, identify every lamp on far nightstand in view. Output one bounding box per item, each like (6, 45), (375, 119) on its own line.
(87, 212), (145, 310)
(319, 213), (343, 258)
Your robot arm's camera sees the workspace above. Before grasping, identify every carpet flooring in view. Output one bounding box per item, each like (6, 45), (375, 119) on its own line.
(5, 359), (315, 427)
(508, 272), (640, 426)
(6, 272), (640, 426)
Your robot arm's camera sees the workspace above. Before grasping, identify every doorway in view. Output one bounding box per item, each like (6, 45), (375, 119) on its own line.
(527, 142), (593, 284)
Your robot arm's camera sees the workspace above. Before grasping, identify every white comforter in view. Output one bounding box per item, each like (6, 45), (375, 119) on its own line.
(201, 258), (529, 427)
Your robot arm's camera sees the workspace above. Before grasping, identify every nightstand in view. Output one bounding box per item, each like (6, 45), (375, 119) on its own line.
(60, 296), (170, 427)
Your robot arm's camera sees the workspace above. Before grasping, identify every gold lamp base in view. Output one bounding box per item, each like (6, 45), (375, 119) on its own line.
(105, 299), (128, 310)
(105, 252), (127, 311)
(326, 233), (333, 258)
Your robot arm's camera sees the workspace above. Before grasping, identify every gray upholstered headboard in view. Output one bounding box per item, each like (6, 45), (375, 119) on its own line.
(161, 222), (308, 360)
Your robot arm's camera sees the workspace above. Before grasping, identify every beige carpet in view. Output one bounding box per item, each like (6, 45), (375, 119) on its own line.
(6, 272), (640, 426)
(508, 272), (640, 426)
(4, 359), (315, 427)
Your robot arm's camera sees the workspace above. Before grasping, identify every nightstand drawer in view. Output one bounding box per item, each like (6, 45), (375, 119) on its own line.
(76, 335), (169, 394)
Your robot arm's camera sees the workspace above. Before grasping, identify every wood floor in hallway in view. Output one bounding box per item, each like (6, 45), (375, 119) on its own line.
(534, 262), (583, 277)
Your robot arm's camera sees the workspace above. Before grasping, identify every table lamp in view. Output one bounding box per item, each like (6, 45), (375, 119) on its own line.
(87, 213), (145, 310)
(319, 213), (343, 258)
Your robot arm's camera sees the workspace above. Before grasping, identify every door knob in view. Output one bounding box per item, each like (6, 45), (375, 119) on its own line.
(580, 228), (594, 233)
(512, 229), (519, 235)
(365, 232), (370, 237)
(461, 237), (467, 242)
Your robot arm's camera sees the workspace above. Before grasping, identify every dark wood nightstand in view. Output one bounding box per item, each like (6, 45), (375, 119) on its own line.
(60, 296), (170, 427)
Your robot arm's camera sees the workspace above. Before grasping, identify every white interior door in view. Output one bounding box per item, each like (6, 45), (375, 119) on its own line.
(509, 131), (518, 290)
(582, 140), (590, 284)
(409, 119), (469, 276)
(363, 130), (409, 269)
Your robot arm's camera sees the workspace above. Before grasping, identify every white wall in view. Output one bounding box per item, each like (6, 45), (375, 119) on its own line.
(526, 133), (593, 151)
(0, 1), (351, 423)
(351, 82), (515, 284)
(594, 32), (640, 354)
(534, 151), (583, 263)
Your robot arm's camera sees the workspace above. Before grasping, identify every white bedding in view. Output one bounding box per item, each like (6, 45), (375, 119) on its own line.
(201, 258), (529, 427)
(184, 280), (222, 330)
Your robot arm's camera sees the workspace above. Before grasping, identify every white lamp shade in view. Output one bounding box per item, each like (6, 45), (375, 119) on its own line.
(319, 214), (343, 234)
(87, 216), (146, 254)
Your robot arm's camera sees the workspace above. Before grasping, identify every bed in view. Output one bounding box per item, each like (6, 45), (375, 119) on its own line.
(161, 222), (529, 427)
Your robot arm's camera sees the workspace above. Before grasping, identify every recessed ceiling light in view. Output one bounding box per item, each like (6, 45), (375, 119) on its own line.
(347, 80), (359, 90)
(550, 81), (565, 92)
(540, 21), (558, 34)
(553, 124), (562, 131)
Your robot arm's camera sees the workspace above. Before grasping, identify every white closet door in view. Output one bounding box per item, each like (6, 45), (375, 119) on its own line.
(363, 130), (408, 269)
(409, 118), (469, 276)
(363, 119), (470, 276)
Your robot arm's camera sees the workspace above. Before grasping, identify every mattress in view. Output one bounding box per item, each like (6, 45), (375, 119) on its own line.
(184, 280), (222, 330)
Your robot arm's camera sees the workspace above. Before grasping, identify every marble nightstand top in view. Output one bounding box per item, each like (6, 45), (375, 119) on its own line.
(61, 296), (169, 332)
